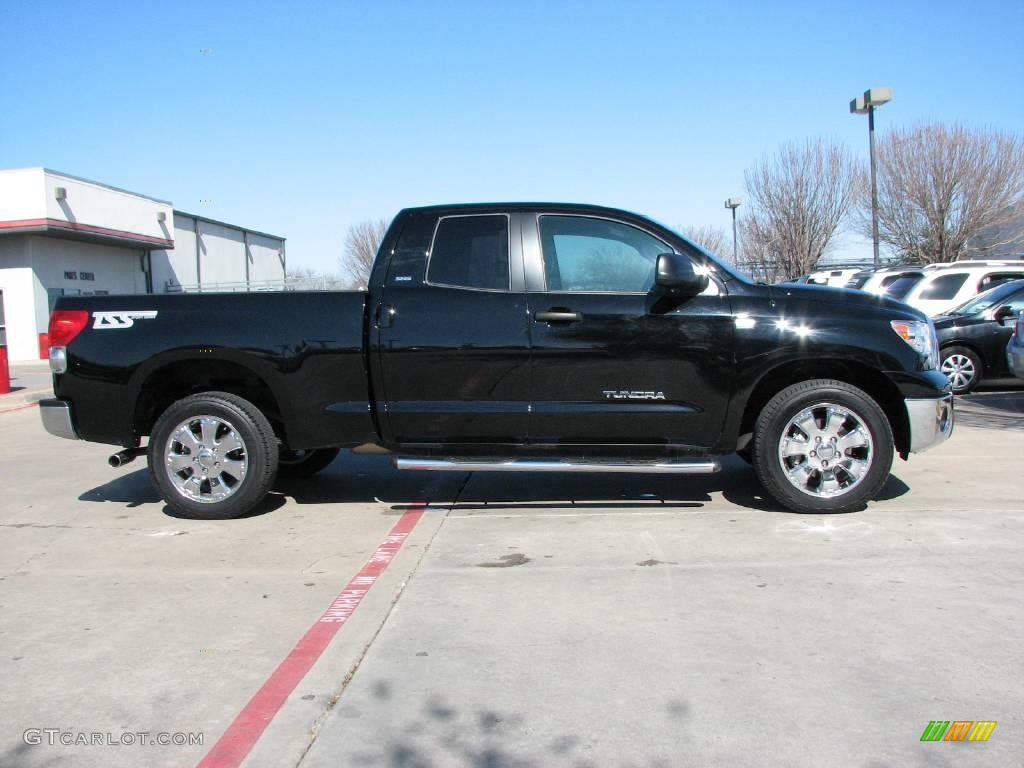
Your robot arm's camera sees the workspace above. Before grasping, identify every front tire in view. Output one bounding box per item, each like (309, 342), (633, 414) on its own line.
(751, 379), (894, 514)
(148, 392), (278, 519)
(940, 346), (982, 394)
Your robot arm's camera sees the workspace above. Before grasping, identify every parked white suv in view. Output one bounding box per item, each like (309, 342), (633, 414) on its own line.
(845, 266), (925, 300)
(807, 268), (863, 288)
(903, 261), (1024, 316)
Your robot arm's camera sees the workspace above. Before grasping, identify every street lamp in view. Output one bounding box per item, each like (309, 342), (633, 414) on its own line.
(724, 197), (742, 265)
(850, 87), (892, 270)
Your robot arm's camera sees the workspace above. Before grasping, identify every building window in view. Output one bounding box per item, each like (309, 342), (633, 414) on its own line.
(64, 271), (78, 280)
(79, 272), (95, 281)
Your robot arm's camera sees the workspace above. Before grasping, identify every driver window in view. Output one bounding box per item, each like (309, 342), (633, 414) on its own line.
(539, 216), (668, 293)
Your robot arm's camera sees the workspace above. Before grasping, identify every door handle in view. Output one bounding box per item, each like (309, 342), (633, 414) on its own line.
(534, 310), (581, 323)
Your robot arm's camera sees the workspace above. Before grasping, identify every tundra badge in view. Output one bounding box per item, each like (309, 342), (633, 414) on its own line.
(603, 390), (666, 400)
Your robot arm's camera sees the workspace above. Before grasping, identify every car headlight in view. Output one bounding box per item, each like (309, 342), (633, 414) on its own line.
(891, 320), (938, 370)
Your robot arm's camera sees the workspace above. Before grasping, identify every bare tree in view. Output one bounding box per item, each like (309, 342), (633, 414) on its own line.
(737, 215), (785, 283)
(865, 124), (1024, 263)
(284, 266), (350, 290)
(680, 225), (729, 258)
(341, 218), (388, 286)
(742, 139), (861, 281)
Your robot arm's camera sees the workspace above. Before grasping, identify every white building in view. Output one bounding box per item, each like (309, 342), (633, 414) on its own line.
(0, 168), (285, 362)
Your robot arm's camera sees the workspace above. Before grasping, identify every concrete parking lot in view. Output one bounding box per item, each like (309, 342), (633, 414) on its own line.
(0, 389), (1021, 768)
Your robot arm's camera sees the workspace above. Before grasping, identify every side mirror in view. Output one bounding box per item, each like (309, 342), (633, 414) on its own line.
(655, 253), (709, 296)
(994, 305), (1015, 323)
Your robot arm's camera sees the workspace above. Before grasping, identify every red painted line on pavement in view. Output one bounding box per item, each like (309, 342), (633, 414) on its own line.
(196, 505), (426, 768)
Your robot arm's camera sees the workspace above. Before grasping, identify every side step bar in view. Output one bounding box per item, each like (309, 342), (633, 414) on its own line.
(394, 458), (720, 474)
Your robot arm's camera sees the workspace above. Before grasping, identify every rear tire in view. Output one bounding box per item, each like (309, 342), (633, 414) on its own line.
(751, 379), (893, 514)
(277, 447), (341, 479)
(148, 392), (278, 519)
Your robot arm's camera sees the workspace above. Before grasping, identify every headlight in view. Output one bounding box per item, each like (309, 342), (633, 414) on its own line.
(891, 320), (938, 370)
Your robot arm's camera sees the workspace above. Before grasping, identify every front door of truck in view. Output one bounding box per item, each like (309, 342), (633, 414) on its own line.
(373, 212), (531, 445)
(524, 213), (734, 448)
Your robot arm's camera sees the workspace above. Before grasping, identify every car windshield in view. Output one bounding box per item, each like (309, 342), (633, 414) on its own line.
(946, 279), (1024, 315)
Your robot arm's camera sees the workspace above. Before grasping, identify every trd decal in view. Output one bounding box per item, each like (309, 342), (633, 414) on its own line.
(602, 390), (666, 400)
(92, 310), (159, 329)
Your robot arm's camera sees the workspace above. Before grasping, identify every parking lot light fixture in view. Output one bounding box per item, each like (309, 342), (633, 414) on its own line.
(724, 197), (742, 265)
(850, 87), (893, 270)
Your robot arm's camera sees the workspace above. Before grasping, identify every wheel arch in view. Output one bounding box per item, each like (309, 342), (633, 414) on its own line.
(940, 339), (983, 356)
(736, 359), (910, 457)
(939, 341), (986, 373)
(132, 355), (287, 443)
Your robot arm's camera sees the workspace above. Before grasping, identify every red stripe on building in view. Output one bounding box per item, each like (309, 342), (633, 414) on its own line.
(0, 217), (173, 247)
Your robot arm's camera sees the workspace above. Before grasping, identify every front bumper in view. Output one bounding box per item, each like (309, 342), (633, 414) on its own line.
(905, 394), (954, 453)
(39, 398), (79, 441)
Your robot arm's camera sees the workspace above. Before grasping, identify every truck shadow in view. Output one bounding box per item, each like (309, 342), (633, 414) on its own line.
(77, 452), (911, 518)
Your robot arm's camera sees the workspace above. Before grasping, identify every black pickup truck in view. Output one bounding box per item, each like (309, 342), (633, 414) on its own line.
(40, 203), (953, 518)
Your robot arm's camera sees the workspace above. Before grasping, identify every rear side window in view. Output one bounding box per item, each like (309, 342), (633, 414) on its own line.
(846, 272), (871, 289)
(426, 215), (510, 291)
(884, 275), (922, 299)
(881, 272), (921, 288)
(919, 273), (968, 300)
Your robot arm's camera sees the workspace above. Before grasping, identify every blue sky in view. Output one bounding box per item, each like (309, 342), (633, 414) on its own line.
(2, 0), (1022, 273)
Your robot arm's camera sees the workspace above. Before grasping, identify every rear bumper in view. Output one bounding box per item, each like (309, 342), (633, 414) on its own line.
(39, 398), (79, 440)
(905, 394), (954, 453)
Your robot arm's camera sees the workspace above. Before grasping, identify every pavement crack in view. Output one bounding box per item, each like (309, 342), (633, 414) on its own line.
(292, 482), (463, 768)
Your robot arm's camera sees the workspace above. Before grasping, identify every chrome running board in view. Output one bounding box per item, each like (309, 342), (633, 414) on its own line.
(394, 458), (720, 474)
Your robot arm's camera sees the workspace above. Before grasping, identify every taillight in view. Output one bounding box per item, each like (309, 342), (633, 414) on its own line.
(48, 310), (90, 347)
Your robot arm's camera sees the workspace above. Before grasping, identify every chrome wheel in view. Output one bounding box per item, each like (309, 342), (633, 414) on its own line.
(777, 402), (874, 499)
(940, 353), (976, 392)
(164, 415), (248, 503)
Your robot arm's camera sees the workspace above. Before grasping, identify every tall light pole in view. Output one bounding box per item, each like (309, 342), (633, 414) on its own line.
(850, 87), (892, 270)
(724, 197), (742, 266)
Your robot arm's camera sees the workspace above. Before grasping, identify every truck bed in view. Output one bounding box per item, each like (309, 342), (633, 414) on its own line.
(53, 291), (376, 448)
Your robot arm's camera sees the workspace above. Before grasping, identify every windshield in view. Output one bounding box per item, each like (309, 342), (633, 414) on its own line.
(946, 279), (1024, 315)
(651, 220), (749, 282)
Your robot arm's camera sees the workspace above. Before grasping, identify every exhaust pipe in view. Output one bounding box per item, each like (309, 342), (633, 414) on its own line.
(109, 447), (145, 468)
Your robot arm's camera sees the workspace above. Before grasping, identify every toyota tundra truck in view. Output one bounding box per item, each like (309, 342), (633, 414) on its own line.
(39, 203), (954, 518)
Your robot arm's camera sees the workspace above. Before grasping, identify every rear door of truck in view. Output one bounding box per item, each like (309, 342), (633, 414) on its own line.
(370, 209), (531, 445)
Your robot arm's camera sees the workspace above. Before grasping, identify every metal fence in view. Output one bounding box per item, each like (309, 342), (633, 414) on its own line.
(166, 277), (361, 293)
